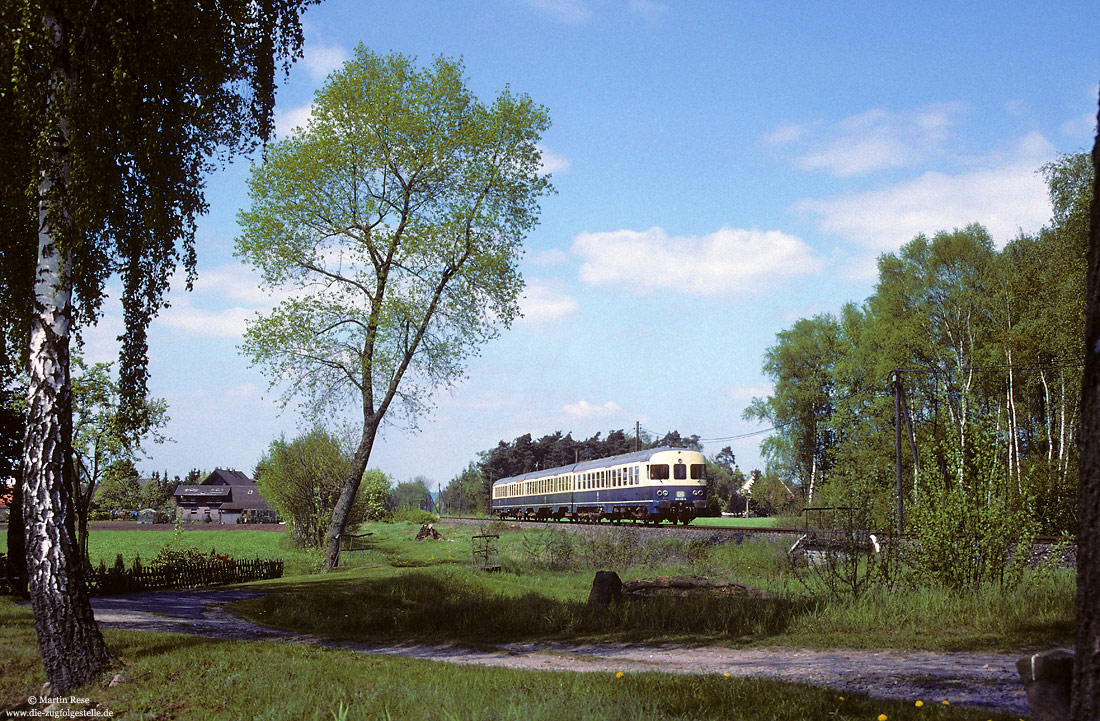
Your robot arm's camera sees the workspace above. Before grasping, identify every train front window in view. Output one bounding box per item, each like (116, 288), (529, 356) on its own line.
(674, 464), (687, 480)
(649, 464), (669, 480)
(691, 464), (705, 480)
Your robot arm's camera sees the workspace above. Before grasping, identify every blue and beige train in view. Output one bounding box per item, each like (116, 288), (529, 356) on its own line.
(490, 447), (707, 524)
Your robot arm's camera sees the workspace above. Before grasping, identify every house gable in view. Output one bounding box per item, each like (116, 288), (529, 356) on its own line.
(173, 468), (276, 522)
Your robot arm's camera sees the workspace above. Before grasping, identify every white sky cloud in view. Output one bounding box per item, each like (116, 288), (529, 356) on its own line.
(796, 132), (1056, 252)
(563, 400), (624, 419)
(790, 102), (969, 177)
(274, 103), (314, 139)
(724, 384), (773, 402)
(518, 279), (580, 325)
(538, 144), (571, 174)
(527, 248), (569, 266)
(525, 0), (591, 23)
(303, 42), (350, 82)
(572, 226), (820, 296)
(1060, 112), (1097, 139)
(761, 121), (808, 146)
(159, 300), (252, 339)
(147, 263), (291, 340)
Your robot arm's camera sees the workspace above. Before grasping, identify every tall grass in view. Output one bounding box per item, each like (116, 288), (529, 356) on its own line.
(235, 569), (816, 644)
(786, 571), (1076, 650)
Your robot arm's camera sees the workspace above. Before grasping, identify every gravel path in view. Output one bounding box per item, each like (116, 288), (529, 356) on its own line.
(90, 589), (1030, 717)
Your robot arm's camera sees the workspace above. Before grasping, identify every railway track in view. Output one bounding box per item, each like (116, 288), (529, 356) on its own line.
(440, 515), (1070, 546)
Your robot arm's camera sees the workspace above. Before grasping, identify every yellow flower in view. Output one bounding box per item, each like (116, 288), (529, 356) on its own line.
(878, 715), (888, 721)
(915, 700), (923, 707)
(838, 697), (844, 701)
(942, 701), (950, 706)
(615, 672), (624, 678)
(723, 672), (730, 677)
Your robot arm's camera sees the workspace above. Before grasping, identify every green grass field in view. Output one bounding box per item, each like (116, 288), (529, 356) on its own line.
(230, 520), (1074, 652)
(686, 516), (783, 528)
(0, 522), (319, 577)
(0, 519), (1071, 718)
(0, 598), (1022, 720)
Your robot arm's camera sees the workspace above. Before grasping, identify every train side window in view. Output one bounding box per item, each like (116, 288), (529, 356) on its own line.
(674, 463), (687, 480)
(649, 464), (669, 480)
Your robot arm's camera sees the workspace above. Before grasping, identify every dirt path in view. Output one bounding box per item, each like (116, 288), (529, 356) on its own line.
(89, 589), (1030, 717)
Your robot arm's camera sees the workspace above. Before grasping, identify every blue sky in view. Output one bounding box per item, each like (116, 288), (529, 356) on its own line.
(83, 0), (1099, 487)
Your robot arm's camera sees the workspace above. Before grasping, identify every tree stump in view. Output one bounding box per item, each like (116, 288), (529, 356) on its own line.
(587, 570), (623, 607)
(415, 523), (443, 541)
(1016, 648), (1074, 721)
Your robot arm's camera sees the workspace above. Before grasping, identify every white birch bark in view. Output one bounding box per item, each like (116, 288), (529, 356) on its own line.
(21, 12), (111, 693)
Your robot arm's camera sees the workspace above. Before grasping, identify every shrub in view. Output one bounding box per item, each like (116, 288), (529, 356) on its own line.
(907, 419), (1038, 590)
(255, 429), (384, 547)
(391, 509), (438, 525)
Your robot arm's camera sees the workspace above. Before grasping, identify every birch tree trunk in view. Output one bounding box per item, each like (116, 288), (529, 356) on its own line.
(1072, 87), (1099, 721)
(1041, 368), (1054, 462)
(22, 13), (111, 693)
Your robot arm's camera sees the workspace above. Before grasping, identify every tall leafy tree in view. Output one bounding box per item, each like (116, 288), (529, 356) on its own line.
(744, 314), (841, 502)
(391, 477), (432, 511)
(236, 48), (553, 571)
(71, 358), (168, 566)
(439, 462), (487, 516)
(93, 458), (141, 512)
(1, 0), (314, 692)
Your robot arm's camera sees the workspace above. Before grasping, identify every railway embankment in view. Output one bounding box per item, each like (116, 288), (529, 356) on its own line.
(441, 515), (1078, 567)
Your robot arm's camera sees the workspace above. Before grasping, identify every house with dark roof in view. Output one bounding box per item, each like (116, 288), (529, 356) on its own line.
(173, 468), (279, 524)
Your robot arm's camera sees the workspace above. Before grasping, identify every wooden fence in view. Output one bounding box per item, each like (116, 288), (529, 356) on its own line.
(84, 557), (284, 595)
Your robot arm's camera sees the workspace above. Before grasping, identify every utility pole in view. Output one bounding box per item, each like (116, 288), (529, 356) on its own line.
(894, 369), (904, 533)
(635, 421), (640, 452)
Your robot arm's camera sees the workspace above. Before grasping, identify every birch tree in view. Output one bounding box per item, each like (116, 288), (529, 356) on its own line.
(236, 48), (553, 571)
(1, 0), (313, 692)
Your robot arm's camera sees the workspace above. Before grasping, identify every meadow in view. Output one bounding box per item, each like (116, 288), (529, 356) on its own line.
(0, 599), (1023, 721)
(0, 519), (1072, 719)
(233, 519), (1075, 652)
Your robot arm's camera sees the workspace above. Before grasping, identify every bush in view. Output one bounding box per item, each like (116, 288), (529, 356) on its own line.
(391, 509), (438, 525)
(255, 429), (383, 547)
(907, 420), (1038, 590)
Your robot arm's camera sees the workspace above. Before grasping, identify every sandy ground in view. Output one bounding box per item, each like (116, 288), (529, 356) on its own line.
(89, 589), (1031, 717)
